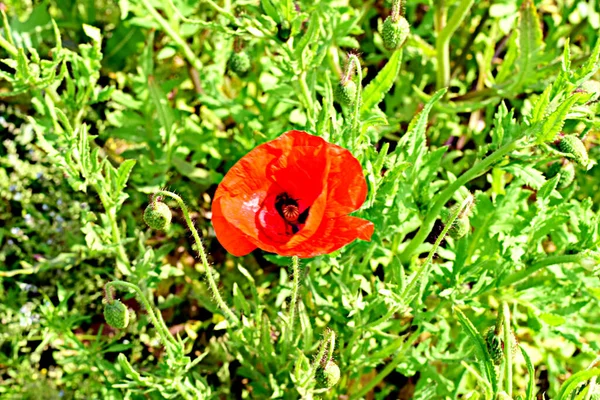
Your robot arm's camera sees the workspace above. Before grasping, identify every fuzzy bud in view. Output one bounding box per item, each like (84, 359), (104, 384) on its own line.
(104, 300), (129, 329)
(228, 51), (251, 76)
(547, 161), (575, 189)
(559, 135), (589, 169)
(315, 360), (340, 389)
(381, 15), (410, 51)
(485, 325), (517, 365)
(334, 80), (357, 107)
(144, 201), (172, 231)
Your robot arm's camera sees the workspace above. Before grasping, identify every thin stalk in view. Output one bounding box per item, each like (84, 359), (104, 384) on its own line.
(501, 252), (593, 287)
(287, 256), (301, 342)
(502, 302), (513, 397)
(585, 377), (598, 400)
(435, 0), (475, 89)
(400, 139), (521, 263)
(401, 195), (473, 303)
(105, 280), (178, 350)
(153, 191), (239, 325)
(138, 0), (203, 71)
(348, 54), (363, 149)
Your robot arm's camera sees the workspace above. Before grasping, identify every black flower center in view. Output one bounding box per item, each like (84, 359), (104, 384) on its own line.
(275, 193), (310, 233)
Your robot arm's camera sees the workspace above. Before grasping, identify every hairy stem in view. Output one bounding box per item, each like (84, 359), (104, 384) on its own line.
(105, 280), (178, 351)
(287, 256), (301, 342)
(401, 195), (473, 303)
(501, 252), (593, 287)
(348, 54), (363, 149)
(153, 191), (239, 325)
(400, 139), (520, 263)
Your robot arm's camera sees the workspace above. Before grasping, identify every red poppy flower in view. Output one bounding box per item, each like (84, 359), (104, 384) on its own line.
(212, 130), (374, 258)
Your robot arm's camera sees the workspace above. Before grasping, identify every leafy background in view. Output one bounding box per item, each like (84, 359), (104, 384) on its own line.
(1, 0), (600, 399)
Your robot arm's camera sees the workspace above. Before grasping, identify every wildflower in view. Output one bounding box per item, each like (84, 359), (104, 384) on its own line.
(212, 130), (374, 257)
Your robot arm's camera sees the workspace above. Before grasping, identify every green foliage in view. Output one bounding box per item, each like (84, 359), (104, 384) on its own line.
(1, 0), (600, 399)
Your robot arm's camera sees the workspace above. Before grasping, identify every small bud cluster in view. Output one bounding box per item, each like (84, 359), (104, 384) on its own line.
(315, 360), (341, 388)
(547, 161), (575, 189)
(228, 51), (251, 76)
(441, 195), (474, 240)
(558, 135), (590, 169)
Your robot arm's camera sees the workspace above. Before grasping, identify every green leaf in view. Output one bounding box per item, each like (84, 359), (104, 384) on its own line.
(537, 174), (560, 200)
(360, 50), (403, 116)
(82, 24), (102, 43)
(511, 0), (544, 89)
(397, 88), (446, 178)
(454, 307), (497, 396)
(503, 164), (546, 190)
(534, 94), (581, 143)
(530, 85), (551, 123)
(115, 159), (136, 194)
(519, 345), (536, 400)
(556, 368), (600, 400)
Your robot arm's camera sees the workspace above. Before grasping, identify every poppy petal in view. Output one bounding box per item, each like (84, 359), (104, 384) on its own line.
(283, 216), (374, 258)
(212, 197), (257, 256)
(324, 144), (368, 217)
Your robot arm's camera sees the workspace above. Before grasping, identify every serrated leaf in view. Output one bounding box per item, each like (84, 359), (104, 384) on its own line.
(397, 88), (446, 177)
(360, 50), (403, 115)
(512, 0), (544, 89)
(534, 94), (580, 143)
(115, 159), (136, 194)
(503, 164), (545, 189)
(531, 85), (551, 123)
(537, 174), (560, 200)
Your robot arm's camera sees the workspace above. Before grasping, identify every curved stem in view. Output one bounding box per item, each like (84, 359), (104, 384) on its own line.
(501, 252), (592, 287)
(401, 195), (473, 302)
(348, 54), (363, 150)
(153, 191), (239, 325)
(298, 71), (315, 128)
(105, 280), (178, 349)
(400, 139), (521, 263)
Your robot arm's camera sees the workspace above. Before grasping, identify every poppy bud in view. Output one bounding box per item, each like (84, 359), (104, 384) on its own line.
(559, 135), (589, 168)
(144, 201), (172, 231)
(334, 79), (357, 106)
(104, 299), (129, 329)
(228, 51), (251, 76)
(485, 325), (517, 365)
(441, 201), (472, 240)
(547, 161), (575, 189)
(315, 360), (340, 389)
(381, 15), (410, 51)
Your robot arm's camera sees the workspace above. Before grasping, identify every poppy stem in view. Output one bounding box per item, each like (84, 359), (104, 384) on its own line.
(104, 280), (180, 359)
(348, 54), (363, 149)
(399, 138), (522, 264)
(152, 191), (240, 326)
(502, 302), (513, 397)
(400, 195), (472, 303)
(287, 255), (301, 343)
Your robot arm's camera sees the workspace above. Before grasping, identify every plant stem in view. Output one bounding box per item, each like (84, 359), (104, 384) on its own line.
(348, 54), (363, 150)
(95, 186), (131, 275)
(400, 139), (520, 264)
(501, 252), (592, 287)
(298, 71), (315, 128)
(105, 280), (178, 350)
(401, 195), (473, 303)
(287, 256), (301, 342)
(502, 302), (513, 397)
(435, 0), (475, 89)
(153, 191), (239, 325)
(138, 0), (203, 71)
